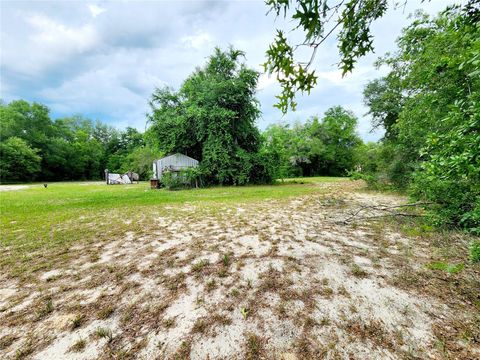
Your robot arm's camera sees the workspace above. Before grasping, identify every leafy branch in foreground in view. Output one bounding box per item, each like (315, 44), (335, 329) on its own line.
(264, 0), (391, 113)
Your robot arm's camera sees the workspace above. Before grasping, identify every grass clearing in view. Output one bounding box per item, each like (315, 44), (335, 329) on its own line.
(0, 178), (478, 359)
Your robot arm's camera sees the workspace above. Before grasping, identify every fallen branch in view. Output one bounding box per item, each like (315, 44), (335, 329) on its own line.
(341, 202), (433, 224)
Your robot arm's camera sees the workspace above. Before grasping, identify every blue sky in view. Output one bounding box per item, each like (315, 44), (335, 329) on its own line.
(0, 0), (462, 141)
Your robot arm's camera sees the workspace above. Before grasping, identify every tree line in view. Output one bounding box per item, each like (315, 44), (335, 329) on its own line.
(0, 101), (162, 182)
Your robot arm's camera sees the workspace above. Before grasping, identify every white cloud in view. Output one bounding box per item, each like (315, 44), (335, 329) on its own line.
(27, 14), (97, 51)
(181, 31), (213, 50)
(256, 73), (276, 91)
(88, 4), (106, 18)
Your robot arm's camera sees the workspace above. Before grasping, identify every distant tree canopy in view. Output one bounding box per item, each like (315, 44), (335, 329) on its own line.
(262, 106), (362, 178)
(356, 7), (480, 232)
(147, 47), (275, 185)
(0, 100), (161, 182)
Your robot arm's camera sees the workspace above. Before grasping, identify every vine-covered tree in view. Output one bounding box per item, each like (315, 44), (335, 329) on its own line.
(147, 47), (275, 185)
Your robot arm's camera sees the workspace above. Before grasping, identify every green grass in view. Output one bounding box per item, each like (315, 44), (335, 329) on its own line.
(425, 261), (465, 274)
(0, 177), (344, 278)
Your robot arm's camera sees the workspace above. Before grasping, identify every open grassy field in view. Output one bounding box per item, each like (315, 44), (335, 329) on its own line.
(0, 179), (478, 359)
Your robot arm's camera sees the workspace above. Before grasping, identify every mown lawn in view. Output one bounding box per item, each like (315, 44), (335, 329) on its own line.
(0, 177), (345, 278)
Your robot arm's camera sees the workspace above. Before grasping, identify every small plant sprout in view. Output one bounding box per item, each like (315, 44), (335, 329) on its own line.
(240, 307), (249, 320)
(222, 253), (231, 266)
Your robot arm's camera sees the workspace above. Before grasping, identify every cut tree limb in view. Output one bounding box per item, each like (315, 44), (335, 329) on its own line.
(341, 202), (434, 224)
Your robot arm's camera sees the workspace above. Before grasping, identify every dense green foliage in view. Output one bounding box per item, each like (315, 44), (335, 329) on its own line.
(470, 241), (480, 263)
(0, 100), (161, 182)
(0, 137), (41, 181)
(357, 7), (480, 232)
(262, 106), (362, 178)
(147, 47), (276, 185)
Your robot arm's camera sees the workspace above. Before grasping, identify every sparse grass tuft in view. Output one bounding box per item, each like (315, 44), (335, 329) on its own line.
(98, 305), (115, 319)
(351, 264), (368, 278)
(94, 327), (113, 342)
(0, 334), (18, 350)
(14, 338), (34, 360)
(244, 332), (264, 360)
(36, 298), (54, 320)
(69, 338), (86, 352)
(192, 259), (209, 272)
(163, 317), (175, 328)
(222, 253), (231, 267)
(71, 314), (84, 330)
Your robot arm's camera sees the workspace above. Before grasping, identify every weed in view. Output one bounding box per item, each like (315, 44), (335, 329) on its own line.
(14, 338), (34, 360)
(277, 302), (287, 318)
(230, 288), (240, 297)
(218, 268), (228, 277)
(172, 340), (191, 360)
(240, 307), (249, 320)
(192, 319), (207, 334)
(304, 316), (317, 329)
(319, 316), (331, 326)
(337, 285), (350, 297)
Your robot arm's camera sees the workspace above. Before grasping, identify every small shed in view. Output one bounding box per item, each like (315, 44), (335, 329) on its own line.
(152, 153), (199, 180)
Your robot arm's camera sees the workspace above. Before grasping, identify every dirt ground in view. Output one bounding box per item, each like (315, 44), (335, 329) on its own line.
(1, 181), (478, 359)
